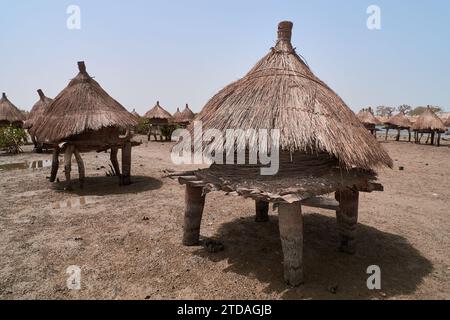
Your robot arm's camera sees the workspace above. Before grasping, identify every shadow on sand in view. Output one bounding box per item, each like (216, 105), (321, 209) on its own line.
(52, 175), (163, 196)
(193, 213), (432, 299)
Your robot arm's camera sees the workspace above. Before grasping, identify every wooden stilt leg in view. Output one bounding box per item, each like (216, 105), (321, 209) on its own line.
(396, 129), (400, 141)
(437, 133), (441, 147)
(430, 132), (435, 145)
(110, 147), (121, 182)
(73, 148), (85, 189)
(255, 200), (269, 222)
(183, 185), (206, 246)
(408, 129), (411, 142)
(121, 141), (132, 185)
(278, 202), (304, 286)
(50, 147), (60, 182)
(335, 189), (359, 254)
(64, 145), (74, 190)
(385, 128), (389, 141)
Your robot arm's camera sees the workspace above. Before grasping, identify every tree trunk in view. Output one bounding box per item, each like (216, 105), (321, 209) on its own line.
(255, 200), (269, 222)
(278, 202), (304, 286)
(183, 185), (206, 246)
(73, 148), (85, 189)
(121, 141), (132, 185)
(50, 147), (60, 183)
(335, 189), (359, 254)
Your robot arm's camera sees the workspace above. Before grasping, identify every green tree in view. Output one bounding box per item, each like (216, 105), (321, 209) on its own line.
(0, 125), (28, 154)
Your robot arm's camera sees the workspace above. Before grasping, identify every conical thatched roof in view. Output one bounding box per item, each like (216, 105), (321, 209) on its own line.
(131, 109), (140, 119)
(33, 62), (138, 143)
(173, 107), (183, 122)
(144, 101), (173, 120)
(385, 112), (412, 128)
(0, 92), (25, 125)
(357, 108), (381, 126)
(174, 104), (195, 123)
(412, 107), (446, 132)
(444, 117), (450, 127)
(24, 90), (53, 130)
(191, 21), (392, 170)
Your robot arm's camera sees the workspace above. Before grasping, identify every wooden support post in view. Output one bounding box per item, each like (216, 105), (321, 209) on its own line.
(183, 184), (206, 246)
(437, 132), (441, 147)
(385, 128), (389, 141)
(278, 202), (304, 286)
(50, 147), (60, 182)
(64, 145), (74, 190)
(430, 132), (435, 145)
(408, 129), (411, 142)
(255, 200), (269, 222)
(73, 148), (85, 189)
(335, 189), (359, 254)
(121, 141), (132, 185)
(110, 147), (121, 181)
(396, 128), (401, 141)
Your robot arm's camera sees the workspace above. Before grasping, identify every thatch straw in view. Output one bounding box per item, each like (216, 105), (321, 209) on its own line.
(0, 92), (25, 125)
(33, 62), (138, 143)
(412, 106), (447, 132)
(24, 90), (53, 130)
(443, 116), (450, 127)
(357, 108), (381, 126)
(173, 107), (182, 122)
(384, 112), (412, 128)
(174, 104), (195, 124)
(144, 101), (173, 120)
(190, 21), (392, 170)
(131, 109), (141, 119)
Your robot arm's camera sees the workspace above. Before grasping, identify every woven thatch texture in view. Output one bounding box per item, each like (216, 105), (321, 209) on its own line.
(190, 21), (392, 170)
(385, 112), (412, 129)
(24, 90), (53, 130)
(33, 62), (138, 143)
(357, 108), (381, 126)
(144, 101), (173, 120)
(131, 109), (141, 119)
(412, 107), (446, 132)
(443, 116), (450, 127)
(0, 93), (25, 125)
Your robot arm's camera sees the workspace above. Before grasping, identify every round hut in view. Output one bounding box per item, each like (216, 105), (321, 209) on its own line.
(24, 89), (54, 152)
(32, 61), (139, 189)
(175, 21), (392, 285)
(0, 93), (25, 128)
(356, 107), (381, 136)
(412, 106), (447, 146)
(144, 101), (173, 141)
(384, 112), (412, 142)
(173, 104), (195, 128)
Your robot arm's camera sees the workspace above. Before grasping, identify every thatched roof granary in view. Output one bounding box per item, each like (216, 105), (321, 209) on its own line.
(385, 112), (412, 129)
(412, 107), (446, 132)
(444, 116), (450, 127)
(131, 109), (140, 119)
(176, 21), (392, 286)
(357, 108), (381, 126)
(412, 107), (446, 146)
(0, 93), (25, 127)
(24, 90), (53, 130)
(33, 61), (139, 188)
(144, 101), (172, 123)
(174, 104), (195, 126)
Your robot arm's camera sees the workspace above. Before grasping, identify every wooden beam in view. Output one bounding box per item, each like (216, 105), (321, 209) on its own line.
(183, 184), (206, 246)
(300, 196), (340, 211)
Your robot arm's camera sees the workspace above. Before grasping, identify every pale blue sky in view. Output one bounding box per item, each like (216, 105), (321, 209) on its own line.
(1, 0), (449, 114)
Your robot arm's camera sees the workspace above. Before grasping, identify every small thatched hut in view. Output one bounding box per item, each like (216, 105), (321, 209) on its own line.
(32, 61), (139, 188)
(384, 112), (412, 142)
(24, 89), (54, 152)
(412, 106), (447, 146)
(175, 21), (392, 285)
(144, 101), (173, 141)
(173, 104), (195, 127)
(356, 107), (381, 135)
(0, 93), (25, 127)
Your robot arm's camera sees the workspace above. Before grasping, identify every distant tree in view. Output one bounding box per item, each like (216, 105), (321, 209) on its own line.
(410, 105), (443, 116)
(376, 106), (395, 117)
(397, 104), (412, 115)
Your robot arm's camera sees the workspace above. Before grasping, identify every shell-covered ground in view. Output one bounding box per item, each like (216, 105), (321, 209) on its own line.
(0, 135), (449, 299)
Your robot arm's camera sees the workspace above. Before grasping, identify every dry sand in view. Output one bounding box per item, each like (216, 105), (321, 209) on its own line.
(0, 135), (449, 300)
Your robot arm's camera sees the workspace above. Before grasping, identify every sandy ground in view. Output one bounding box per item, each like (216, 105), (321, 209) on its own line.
(0, 135), (449, 300)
